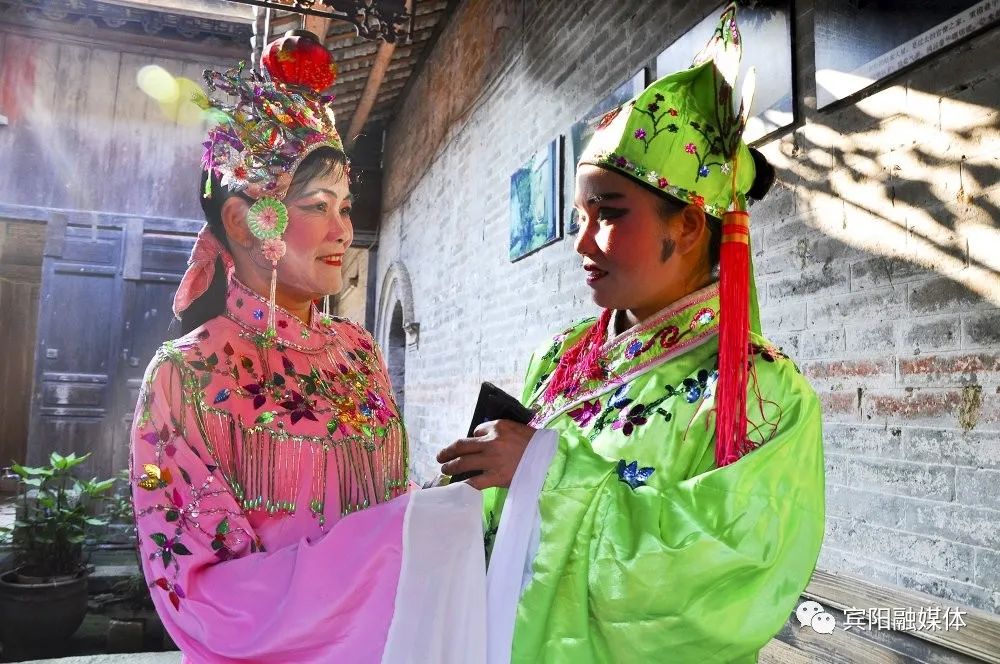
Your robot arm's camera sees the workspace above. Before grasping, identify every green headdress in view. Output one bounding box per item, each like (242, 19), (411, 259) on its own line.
(580, 3), (755, 218)
(577, 3), (765, 468)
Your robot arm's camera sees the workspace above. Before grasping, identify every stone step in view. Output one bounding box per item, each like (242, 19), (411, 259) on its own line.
(20, 653), (181, 664)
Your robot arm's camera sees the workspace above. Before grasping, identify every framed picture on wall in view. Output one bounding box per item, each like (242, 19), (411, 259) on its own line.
(509, 139), (560, 262)
(563, 69), (647, 234)
(815, 0), (1000, 108)
(655, 1), (795, 144)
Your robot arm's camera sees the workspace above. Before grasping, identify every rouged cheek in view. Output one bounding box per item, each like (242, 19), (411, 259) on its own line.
(601, 229), (658, 267)
(280, 217), (327, 258)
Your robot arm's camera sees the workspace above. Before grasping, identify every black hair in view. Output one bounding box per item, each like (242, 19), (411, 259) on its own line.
(179, 146), (349, 335)
(652, 147), (775, 273)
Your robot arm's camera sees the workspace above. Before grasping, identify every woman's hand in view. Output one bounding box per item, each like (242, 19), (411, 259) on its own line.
(436, 419), (536, 490)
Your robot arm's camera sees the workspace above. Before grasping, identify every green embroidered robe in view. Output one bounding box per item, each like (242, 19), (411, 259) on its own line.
(484, 284), (825, 663)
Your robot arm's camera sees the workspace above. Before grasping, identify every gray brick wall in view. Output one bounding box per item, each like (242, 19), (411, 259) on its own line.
(375, 0), (1000, 613)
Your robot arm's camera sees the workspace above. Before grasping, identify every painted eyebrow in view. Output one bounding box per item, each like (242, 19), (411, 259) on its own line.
(298, 189), (354, 202)
(576, 192), (626, 206)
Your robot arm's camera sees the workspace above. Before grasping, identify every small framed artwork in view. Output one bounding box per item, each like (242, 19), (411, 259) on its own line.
(564, 69), (648, 234)
(815, 0), (1000, 108)
(509, 139), (560, 262)
(655, 1), (795, 144)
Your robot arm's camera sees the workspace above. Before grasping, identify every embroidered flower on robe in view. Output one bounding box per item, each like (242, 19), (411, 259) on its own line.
(152, 577), (185, 611)
(280, 390), (318, 424)
(569, 399), (602, 427)
(616, 460), (655, 490)
(612, 404), (648, 436)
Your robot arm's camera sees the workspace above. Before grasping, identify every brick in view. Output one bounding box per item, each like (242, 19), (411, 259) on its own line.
(825, 453), (954, 501)
(817, 544), (899, 588)
(825, 483), (908, 529)
(826, 516), (973, 578)
(899, 316), (961, 356)
(899, 351), (1000, 387)
(799, 328), (846, 359)
(767, 331), (800, 358)
(909, 276), (997, 315)
(850, 255), (934, 291)
(905, 501), (1000, 550)
(896, 568), (996, 614)
(761, 214), (813, 249)
(862, 387), (992, 429)
(962, 310), (1000, 348)
(760, 301), (807, 333)
(973, 549), (1000, 595)
(769, 262), (849, 299)
(825, 423), (902, 457)
(800, 357), (896, 389)
(817, 390), (860, 421)
(903, 428), (1000, 469)
(956, 468), (1000, 511)
(845, 322), (897, 354)
(808, 288), (906, 327)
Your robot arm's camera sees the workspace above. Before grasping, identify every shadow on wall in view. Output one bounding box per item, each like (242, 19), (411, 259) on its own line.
(756, 69), (999, 428)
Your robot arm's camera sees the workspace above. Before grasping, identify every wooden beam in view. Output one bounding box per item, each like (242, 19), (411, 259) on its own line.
(96, 0), (253, 22)
(302, 14), (333, 43)
(344, 0), (412, 146)
(343, 41), (394, 146)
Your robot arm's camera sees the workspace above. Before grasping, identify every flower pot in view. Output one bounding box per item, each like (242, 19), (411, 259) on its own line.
(0, 568), (89, 645)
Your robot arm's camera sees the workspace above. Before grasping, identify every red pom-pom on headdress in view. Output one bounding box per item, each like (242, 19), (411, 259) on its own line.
(262, 30), (337, 93)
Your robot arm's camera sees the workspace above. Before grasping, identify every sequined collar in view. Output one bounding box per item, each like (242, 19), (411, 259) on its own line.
(224, 277), (336, 352)
(533, 283), (721, 425)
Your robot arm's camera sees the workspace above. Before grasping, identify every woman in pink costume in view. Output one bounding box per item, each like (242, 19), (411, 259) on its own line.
(130, 51), (485, 663)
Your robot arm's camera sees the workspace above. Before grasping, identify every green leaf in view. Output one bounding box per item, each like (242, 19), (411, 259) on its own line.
(199, 373), (213, 388)
(50, 451), (66, 468)
(216, 517), (230, 535)
(255, 411), (275, 425)
(64, 453), (90, 469)
(211, 539), (223, 551)
(85, 517), (107, 526)
(23, 477), (43, 487)
(171, 542), (192, 556)
(90, 478), (116, 493)
(13, 463), (52, 477)
(326, 419), (339, 434)
(188, 360), (208, 371)
(162, 550), (173, 567)
(206, 352), (219, 367)
(165, 510), (179, 522)
(150, 533), (168, 547)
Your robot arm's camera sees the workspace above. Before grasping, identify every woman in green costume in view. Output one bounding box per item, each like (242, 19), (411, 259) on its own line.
(438, 5), (825, 662)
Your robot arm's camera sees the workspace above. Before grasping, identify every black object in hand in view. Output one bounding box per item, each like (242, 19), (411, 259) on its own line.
(450, 382), (535, 483)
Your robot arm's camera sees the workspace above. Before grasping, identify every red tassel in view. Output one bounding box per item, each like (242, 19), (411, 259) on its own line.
(715, 210), (752, 467)
(543, 308), (614, 404)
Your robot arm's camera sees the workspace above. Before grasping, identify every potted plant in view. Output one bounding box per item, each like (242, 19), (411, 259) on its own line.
(0, 451), (115, 646)
(100, 469), (138, 545)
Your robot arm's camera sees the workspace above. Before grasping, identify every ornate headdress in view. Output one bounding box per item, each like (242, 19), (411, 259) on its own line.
(173, 30), (343, 338)
(552, 3), (765, 467)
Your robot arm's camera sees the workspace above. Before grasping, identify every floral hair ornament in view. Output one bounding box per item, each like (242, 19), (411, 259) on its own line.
(195, 29), (342, 341)
(558, 3), (762, 468)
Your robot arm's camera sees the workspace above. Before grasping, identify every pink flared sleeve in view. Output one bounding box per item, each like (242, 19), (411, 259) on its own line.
(130, 356), (409, 663)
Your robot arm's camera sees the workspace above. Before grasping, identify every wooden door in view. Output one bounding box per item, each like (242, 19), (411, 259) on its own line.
(28, 212), (199, 479)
